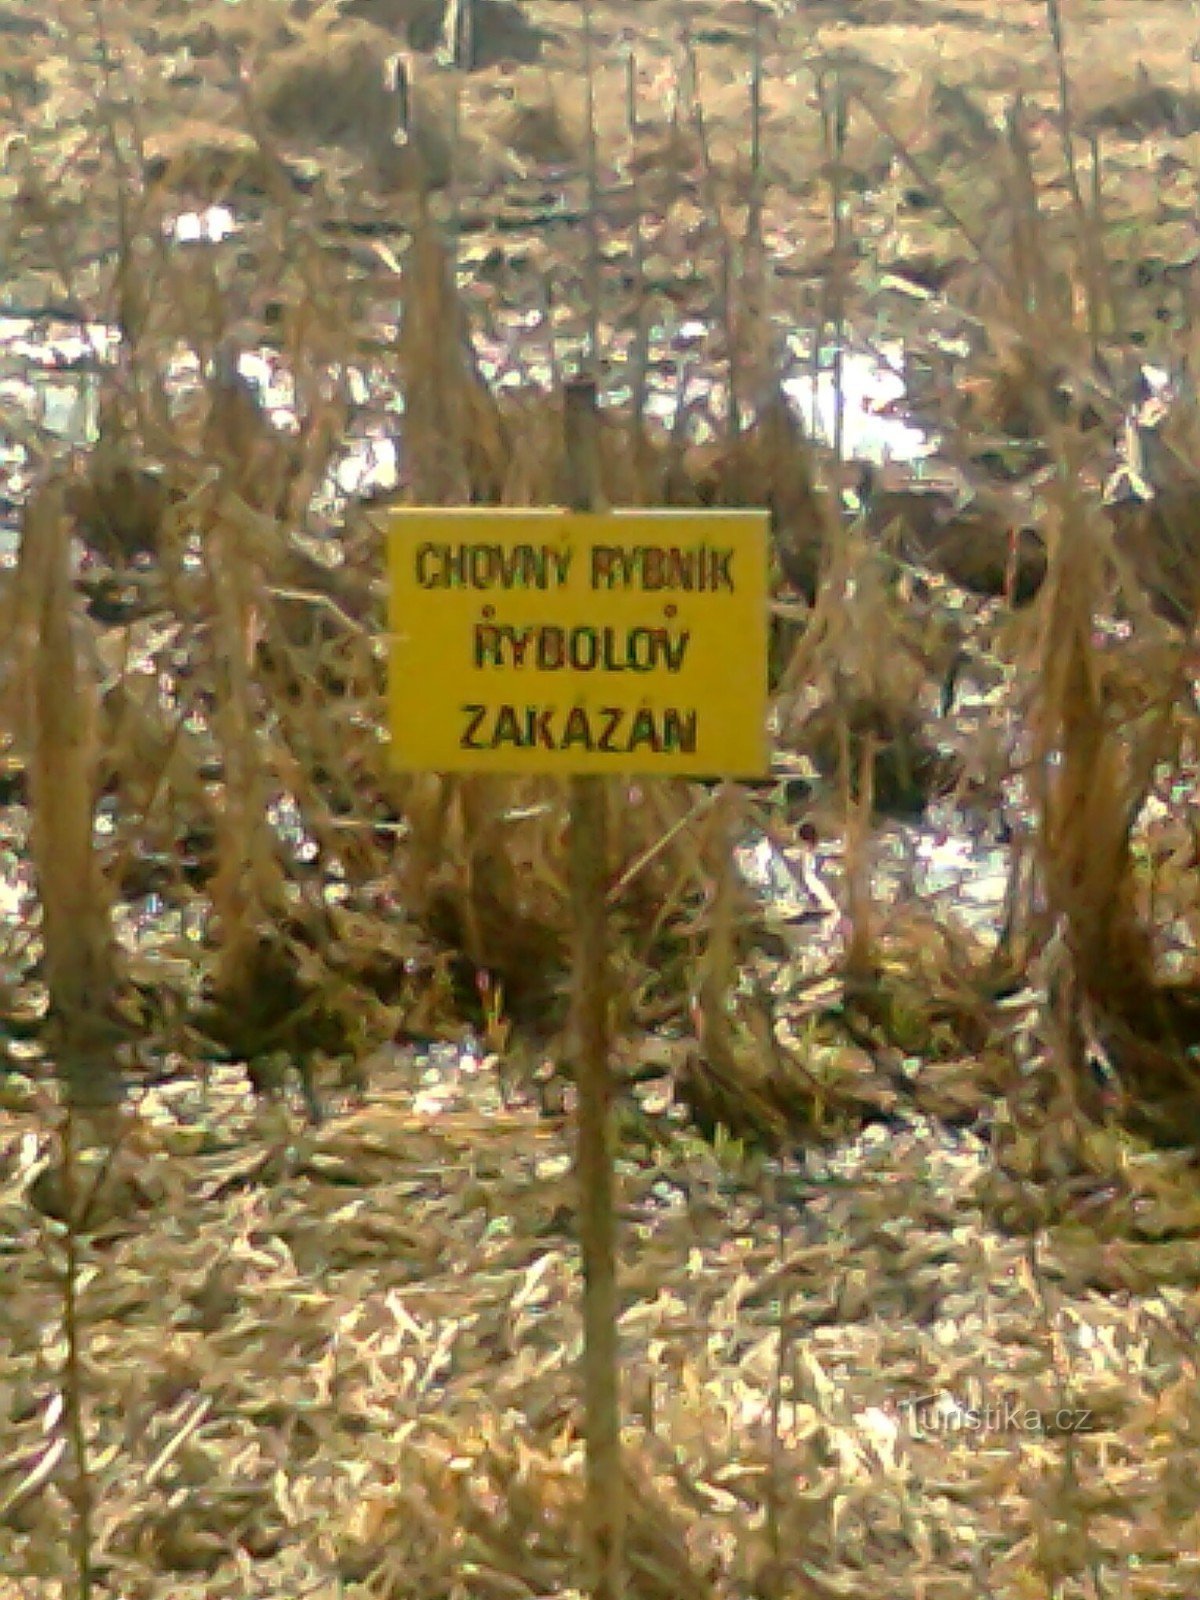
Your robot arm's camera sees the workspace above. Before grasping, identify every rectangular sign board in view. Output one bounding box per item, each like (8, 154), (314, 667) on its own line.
(387, 508), (769, 776)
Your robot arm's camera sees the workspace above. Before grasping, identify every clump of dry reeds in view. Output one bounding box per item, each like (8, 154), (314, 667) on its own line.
(10, 480), (123, 1113)
(13, 6), (1200, 1599)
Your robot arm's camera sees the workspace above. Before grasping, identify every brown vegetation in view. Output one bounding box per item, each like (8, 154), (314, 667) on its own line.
(4, 0), (1200, 1594)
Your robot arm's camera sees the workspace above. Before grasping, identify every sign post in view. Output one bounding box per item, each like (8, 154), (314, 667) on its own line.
(562, 378), (621, 1600)
(388, 393), (768, 1599)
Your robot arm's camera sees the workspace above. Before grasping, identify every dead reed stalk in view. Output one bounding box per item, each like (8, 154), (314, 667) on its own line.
(15, 480), (122, 1111)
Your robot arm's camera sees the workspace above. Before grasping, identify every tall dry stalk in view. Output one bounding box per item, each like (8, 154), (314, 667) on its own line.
(394, 212), (528, 971)
(399, 208), (499, 505)
(582, 0), (602, 376)
(1043, 0), (1112, 354)
(695, 784), (740, 1096)
(15, 481), (122, 1111)
(815, 70), (850, 467)
(1027, 486), (1171, 1012)
(201, 358), (290, 989)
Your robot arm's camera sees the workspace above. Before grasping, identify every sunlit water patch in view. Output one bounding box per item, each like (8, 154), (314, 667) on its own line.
(782, 340), (935, 465)
(737, 809), (1012, 958)
(165, 206), (239, 246)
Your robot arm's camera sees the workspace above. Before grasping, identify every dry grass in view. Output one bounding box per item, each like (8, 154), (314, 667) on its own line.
(7, 1078), (1200, 1597)
(4, 0), (1200, 1593)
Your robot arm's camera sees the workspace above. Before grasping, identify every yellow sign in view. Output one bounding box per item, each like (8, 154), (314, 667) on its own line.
(387, 508), (769, 775)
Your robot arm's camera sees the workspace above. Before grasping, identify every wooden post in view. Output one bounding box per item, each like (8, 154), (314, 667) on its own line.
(563, 377), (623, 1600)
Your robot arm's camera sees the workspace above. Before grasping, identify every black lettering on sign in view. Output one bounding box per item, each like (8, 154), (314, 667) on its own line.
(415, 543), (439, 587)
(588, 545), (736, 592)
(457, 705), (700, 756)
(473, 606), (501, 666)
(460, 705), (487, 749)
(627, 706), (660, 753)
(562, 704), (594, 751)
(492, 705), (523, 747)
(470, 620), (693, 673)
(662, 707), (698, 752)
(414, 543), (574, 590)
(597, 706), (623, 753)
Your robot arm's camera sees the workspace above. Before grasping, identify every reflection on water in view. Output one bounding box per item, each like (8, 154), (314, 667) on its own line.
(782, 341), (935, 466)
(0, 285), (941, 547)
